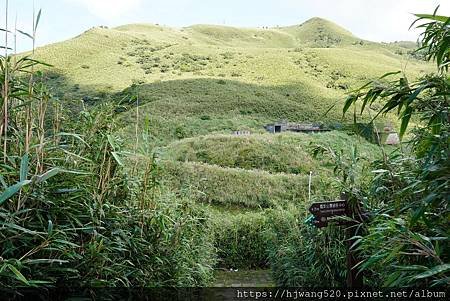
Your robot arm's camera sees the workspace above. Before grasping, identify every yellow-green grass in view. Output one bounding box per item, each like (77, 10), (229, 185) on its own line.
(163, 131), (382, 174)
(31, 18), (430, 132)
(161, 160), (314, 209)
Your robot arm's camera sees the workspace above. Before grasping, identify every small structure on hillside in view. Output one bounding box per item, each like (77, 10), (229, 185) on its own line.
(385, 133), (400, 145)
(355, 122), (400, 145)
(376, 124), (400, 145)
(233, 130), (251, 136)
(264, 121), (329, 134)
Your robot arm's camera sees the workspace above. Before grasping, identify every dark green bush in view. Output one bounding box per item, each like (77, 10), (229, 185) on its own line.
(265, 207), (347, 287)
(211, 211), (269, 268)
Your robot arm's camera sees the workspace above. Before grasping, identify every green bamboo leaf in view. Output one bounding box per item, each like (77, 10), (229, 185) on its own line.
(436, 39), (449, 67)
(398, 265), (428, 272)
(22, 259), (68, 265)
(0, 180), (32, 205)
(379, 70), (402, 79)
(414, 264), (450, 279)
(16, 29), (33, 39)
(34, 168), (60, 184)
(0, 222), (41, 235)
(111, 152), (124, 167)
(59, 169), (92, 176)
(408, 84), (428, 103)
(107, 134), (119, 150)
(0, 175), (7, 189)
(383, 271), (402, 287)
(21, 57), (53, 67)
(35, 9), (42, 32)
(399, 106), (413, 138)
(7, 264), (30, 285)
(414, 14), (449, 23)
(56, 132), (89, 146)
(343, 95), (356, 115)
(20, 153), (29, 182)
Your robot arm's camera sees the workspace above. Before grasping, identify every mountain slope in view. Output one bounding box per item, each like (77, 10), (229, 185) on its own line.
(280, 17), (359, 47)
(32, 17), (432, 144)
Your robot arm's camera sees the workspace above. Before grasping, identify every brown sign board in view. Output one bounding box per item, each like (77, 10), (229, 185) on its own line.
(309, 200), (350, 228)
(309, 200), (348, 216)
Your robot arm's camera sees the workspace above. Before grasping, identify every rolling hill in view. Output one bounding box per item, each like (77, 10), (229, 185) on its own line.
(29, 16), (430, 209)
(35, 18), (430, 126)
(29, 16), (429, 208)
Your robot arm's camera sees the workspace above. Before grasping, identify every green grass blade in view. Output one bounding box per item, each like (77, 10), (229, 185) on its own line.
(34, 168), (60, 184)
(20, 153), (29, 182)
(7, 264), (30, 286)
(0, 180), (32, 205)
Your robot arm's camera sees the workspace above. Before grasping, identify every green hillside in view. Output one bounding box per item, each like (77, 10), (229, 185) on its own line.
(280, 17), (358, 47)
(34, 19), (430, 145)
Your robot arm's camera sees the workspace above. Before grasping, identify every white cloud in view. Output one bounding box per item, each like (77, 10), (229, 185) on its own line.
(66, 0), (143, 20)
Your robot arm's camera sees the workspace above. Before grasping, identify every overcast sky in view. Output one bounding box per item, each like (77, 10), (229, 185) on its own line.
(0, 0), (449, 52)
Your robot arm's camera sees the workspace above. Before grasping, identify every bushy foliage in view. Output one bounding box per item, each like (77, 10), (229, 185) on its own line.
(210, 204), (349, 287)
(162, 160), (309, 208)
(340, 10), (449, 287)
(164, 132), (381, 175)
(268, 224), (347, 287)
(211, 211), (269, 268)
(0, 39), (215, 290)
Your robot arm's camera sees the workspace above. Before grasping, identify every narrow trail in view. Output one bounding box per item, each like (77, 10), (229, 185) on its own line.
(213, 269), (274, 287)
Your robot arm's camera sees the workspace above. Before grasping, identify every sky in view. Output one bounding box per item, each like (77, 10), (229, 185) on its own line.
(0, 0), (449, 52)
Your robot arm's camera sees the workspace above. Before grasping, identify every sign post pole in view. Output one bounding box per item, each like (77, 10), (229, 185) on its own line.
(308, 193), (364, 288)
(342, 194), (364, 288)
(346, 226), (363, 287)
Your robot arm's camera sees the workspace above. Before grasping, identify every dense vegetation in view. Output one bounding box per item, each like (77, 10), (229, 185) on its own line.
(0, 12), (215, 289)
(344, 11), (449, 287)
(0, 3), (447, 293)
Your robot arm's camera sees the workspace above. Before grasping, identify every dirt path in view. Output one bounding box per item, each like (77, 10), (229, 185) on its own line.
(212, 269), (274, 287)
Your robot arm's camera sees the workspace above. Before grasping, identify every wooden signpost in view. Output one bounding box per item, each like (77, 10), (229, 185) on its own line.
(308, 194), (364, 288)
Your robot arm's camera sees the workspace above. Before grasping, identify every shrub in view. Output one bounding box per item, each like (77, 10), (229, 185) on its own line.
(161, 160), (309, 208)
(234, 205), (347, 287)
(267, 221), (347, 287)
(339, 11), (449, 287)
(211, 211), (269, 268)
(209, 204), (348, 287)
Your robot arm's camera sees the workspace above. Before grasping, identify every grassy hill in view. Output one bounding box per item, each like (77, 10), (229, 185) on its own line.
(35, 18), (431, 127)
(280, 17), (358, 47)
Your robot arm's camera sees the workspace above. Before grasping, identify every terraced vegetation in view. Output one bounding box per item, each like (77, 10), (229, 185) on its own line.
(4, 15), (440, 289)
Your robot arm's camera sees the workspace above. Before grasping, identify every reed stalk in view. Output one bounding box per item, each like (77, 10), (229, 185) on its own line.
(3, 0), (9, 163)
